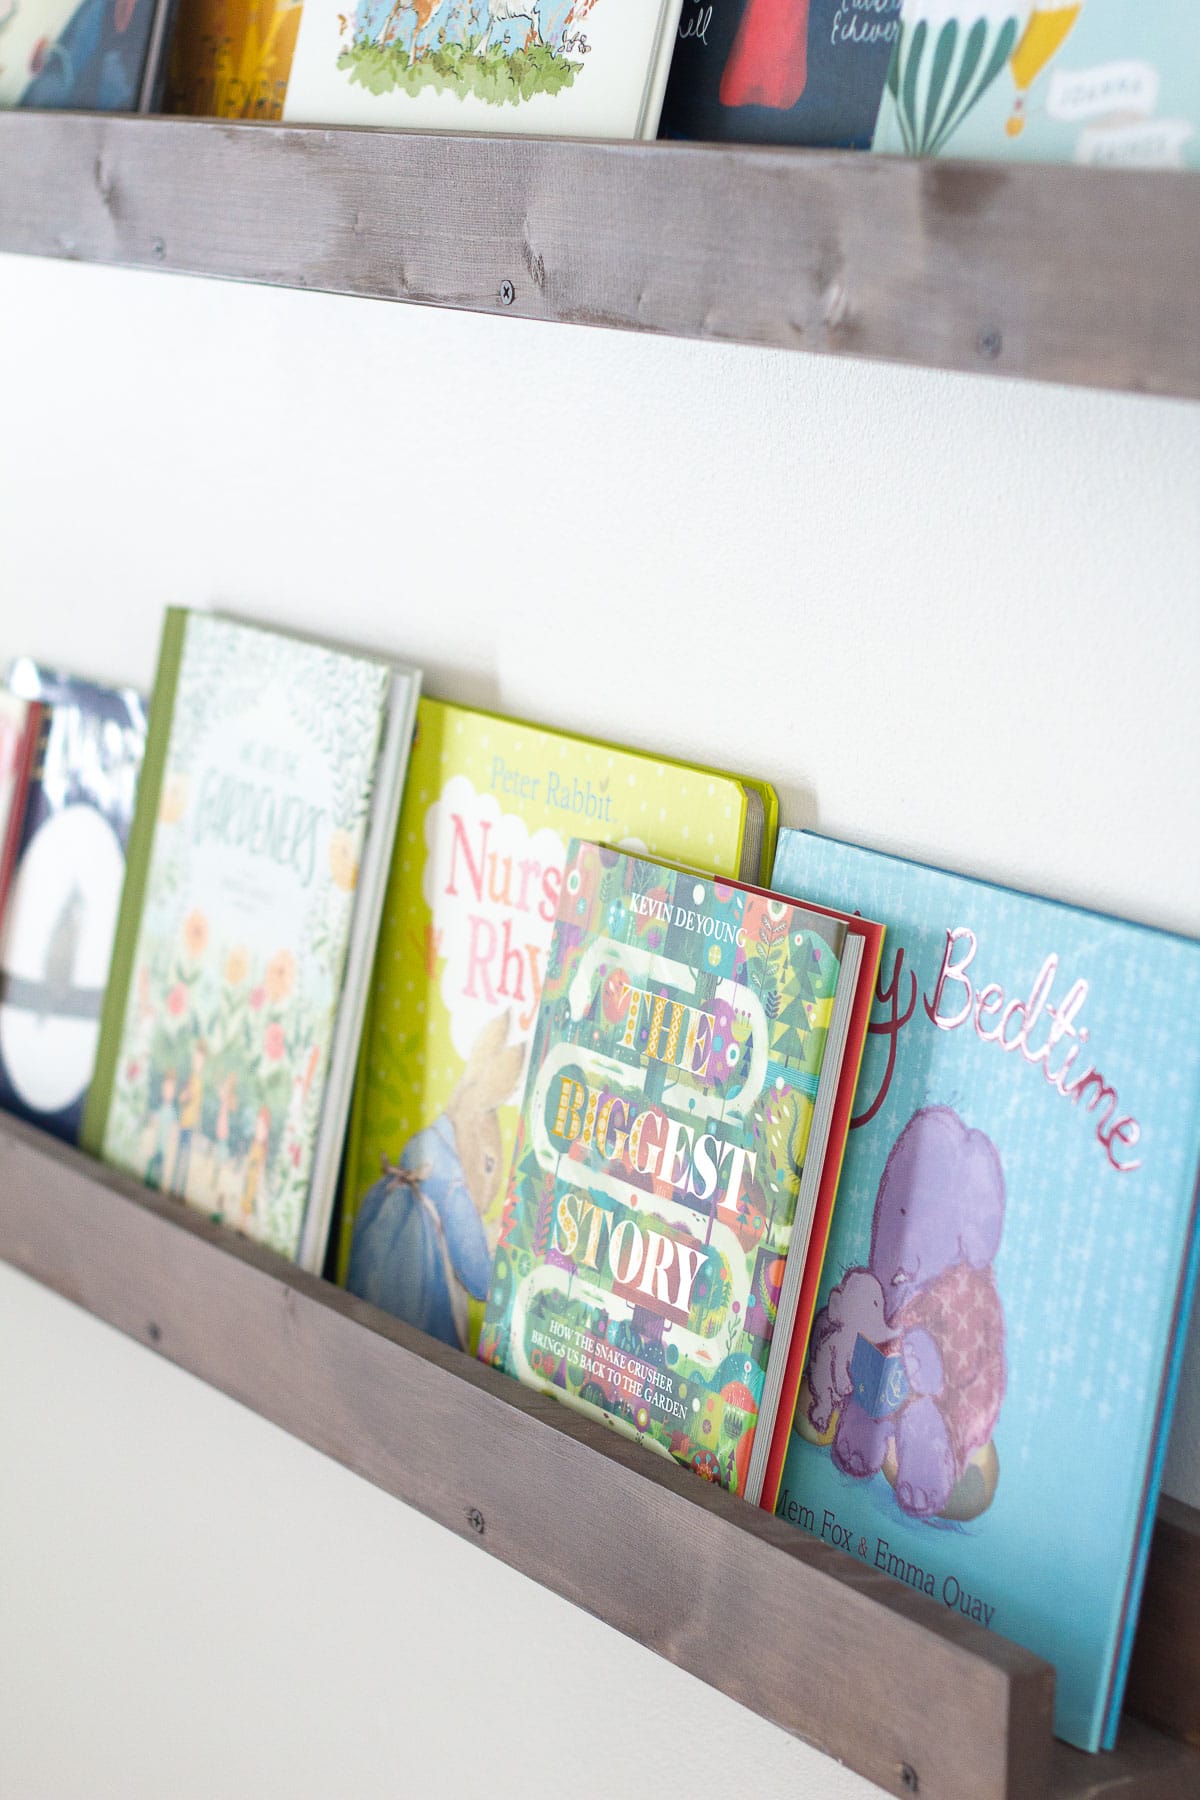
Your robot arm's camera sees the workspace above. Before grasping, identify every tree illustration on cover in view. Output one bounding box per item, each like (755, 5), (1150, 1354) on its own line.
(338, 0), (606, 107)
(884, 0), (1034, 155)
(720, 0), (812, 113)
(799, 1105), (1007, 1521)
(347, 1010), (525, 1350)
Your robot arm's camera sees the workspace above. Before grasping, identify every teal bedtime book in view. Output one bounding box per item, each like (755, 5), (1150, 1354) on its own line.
(873, 2), (1200, 169)
(770, 829), (1200, 1752)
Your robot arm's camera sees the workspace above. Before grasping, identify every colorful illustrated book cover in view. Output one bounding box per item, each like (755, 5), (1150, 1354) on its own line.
(163, 0), (300, 117)
(280, 0), (683, 138)
(479, 839), (867, 1501)
(340, 696), (777, 1356)
(661, 0), (901, 149)
(0, 665), (145, 1145)
(0, 0), (173, 109)
(873, 1), (1200, 169)
(0, 691), (39, 925)
(82, 610), (402, 1268)
(771, 828), (1200, 1751)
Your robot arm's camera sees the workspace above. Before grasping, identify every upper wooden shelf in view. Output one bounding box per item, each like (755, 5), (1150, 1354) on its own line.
(0, 111), (1198, 400)
(1, 1114), (1198, 1800)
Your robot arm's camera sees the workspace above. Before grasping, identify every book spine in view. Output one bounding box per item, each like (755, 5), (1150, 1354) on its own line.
(1103, 1158), (1200, 1747)
(79, 609), (188, 1158)
(0, 701), (41, 917)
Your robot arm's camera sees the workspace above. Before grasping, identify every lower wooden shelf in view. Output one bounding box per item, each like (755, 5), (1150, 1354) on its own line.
(0, 1114), (1196, 1800)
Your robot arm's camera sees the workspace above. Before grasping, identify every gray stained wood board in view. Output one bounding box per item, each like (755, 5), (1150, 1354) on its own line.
(1, 1115), (1198, 1800)
(0, 112), (1197, 401)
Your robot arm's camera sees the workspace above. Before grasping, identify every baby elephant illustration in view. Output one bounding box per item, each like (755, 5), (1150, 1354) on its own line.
(806, 1267), (889, 1437)
(347, 1012), (525, 1351)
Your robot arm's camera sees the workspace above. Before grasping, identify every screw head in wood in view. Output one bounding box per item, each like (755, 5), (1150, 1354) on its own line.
(977, 328), (1002, 360)
(146, 1321), (162, 1343)
(466, 1507), (485, 1535)
(498, 281), (515, 307)
(152, 238), (166, 261)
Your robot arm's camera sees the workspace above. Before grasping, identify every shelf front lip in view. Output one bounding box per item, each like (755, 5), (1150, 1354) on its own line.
(0, 1114), (1053, 1800)
(0, 112), (1197, 400)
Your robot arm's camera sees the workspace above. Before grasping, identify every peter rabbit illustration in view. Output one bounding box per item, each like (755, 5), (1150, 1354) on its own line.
(347, 1011), (525, 1351)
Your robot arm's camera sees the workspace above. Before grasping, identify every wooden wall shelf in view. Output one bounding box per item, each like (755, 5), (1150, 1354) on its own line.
(0, 112), (1198, 400)
(1, 1114), (1198, 1800)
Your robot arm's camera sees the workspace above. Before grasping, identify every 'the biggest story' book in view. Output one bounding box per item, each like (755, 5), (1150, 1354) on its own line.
(771, 828), (1200, 1751)
(478, 840), (882, 1508)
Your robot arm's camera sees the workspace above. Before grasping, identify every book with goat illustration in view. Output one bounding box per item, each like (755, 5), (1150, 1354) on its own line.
(873, 1), (1200, 169)
(81, 609), (420, 1274)
(477, 840), (880, 1506)
(660, 0), (902, 149)
(339, 696), (778, 1356)
(274, 0), (683, 135)
(770, 828), (1200, 1750)
(0, 665), (146, 1145)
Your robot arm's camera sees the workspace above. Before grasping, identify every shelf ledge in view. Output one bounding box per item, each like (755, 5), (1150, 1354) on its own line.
(1, 113), (1198, 400)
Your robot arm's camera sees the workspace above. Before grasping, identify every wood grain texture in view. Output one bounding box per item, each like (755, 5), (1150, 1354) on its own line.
(1125, 1496), (1200, 1749)
(2, 1116), (1198, 1799)
(0, 112), (1198, 399)
(0, 1116), (1048, 1800)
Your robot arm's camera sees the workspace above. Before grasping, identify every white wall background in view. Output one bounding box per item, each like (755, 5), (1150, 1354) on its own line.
(0, 248), (1197, 1800)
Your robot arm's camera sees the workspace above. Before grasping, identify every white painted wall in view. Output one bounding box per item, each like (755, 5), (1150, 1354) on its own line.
(0, 249), (1197, 1800)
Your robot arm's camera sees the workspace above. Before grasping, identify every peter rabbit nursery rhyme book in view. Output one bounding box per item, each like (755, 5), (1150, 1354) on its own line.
(478, 841), (880, 1505)
(279, 0), (683, 137)
(0, 665), (146, 1146)
(82, 610), (420, 1275)
(873, 1), (1200, 169)
(340, 696), (777, 1357)
(770, 829), (1200, 1751)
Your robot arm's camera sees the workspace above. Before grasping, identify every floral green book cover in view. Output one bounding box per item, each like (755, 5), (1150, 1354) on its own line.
(93, 611), (390, 1261)
(341, 697), (774, 1353)
(477, 839), (848, 1494)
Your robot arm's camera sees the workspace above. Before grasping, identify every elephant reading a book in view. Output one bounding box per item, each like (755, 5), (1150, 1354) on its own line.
(347, 1013), (524, 1351)
(803, 1105), (1007, 1521)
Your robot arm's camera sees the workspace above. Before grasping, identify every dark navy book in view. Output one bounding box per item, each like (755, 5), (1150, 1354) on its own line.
(659, 0), (901, 149)
(0, 663), (146, 1144)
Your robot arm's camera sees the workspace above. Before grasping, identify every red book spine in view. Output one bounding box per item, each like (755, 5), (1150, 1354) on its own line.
(719, 0), (811, 112)
(0, 701), (41, 922)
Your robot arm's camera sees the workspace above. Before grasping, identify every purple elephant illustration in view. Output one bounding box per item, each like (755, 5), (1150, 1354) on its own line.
(806, 1106), (1006, 1520)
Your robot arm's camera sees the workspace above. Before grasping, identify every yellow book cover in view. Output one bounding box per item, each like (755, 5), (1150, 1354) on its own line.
(339, 696), (776, 1353)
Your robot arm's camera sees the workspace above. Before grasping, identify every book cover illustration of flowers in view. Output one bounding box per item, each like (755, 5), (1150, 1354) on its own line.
(479, 839), (846, 1494)
(103, 615), (388, 1259)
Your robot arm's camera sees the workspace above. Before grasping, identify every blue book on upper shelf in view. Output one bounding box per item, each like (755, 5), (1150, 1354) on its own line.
(771, 828), (1200, 1752)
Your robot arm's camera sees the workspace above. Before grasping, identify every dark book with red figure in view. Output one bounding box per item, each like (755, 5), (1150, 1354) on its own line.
(660, 0), (901, 148)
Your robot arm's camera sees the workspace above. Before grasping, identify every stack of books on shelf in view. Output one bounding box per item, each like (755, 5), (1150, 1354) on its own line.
(0, 602), (1198, 1758)
(3, 0), (1197, 173)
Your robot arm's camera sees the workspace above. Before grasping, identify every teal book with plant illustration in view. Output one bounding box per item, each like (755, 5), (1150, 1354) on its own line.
(478, 839), (871, 1505)
(82, 609), (419, 1272)
(873, 2), (1200, 168)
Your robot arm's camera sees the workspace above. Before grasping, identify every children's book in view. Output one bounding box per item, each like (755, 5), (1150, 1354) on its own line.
(0, 692), (40, 929)
(477, 839), (881, 1506)
(872, 1), (1200, 169)
(81, 610), (420, 1274)
(340, 695), (778, 1354)
(162, 0), (302, 117)
(278, 0), (683, 136)
(770, 827), (1200, 1751)
(0, 665), (145, 1145)
(660, 0), (901, 149)
(0, 0), (175, 109)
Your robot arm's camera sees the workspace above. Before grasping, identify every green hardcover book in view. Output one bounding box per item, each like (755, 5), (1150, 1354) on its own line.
(339, 697), (778, 1353)
(81, 608), (420, 1274)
